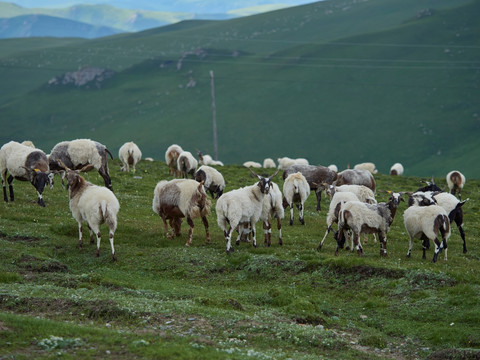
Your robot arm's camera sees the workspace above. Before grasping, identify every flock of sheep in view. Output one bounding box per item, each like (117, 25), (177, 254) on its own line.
(0, 139), (468, 263)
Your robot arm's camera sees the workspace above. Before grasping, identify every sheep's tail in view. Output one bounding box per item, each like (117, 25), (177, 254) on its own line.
(100, 200), (117, 228)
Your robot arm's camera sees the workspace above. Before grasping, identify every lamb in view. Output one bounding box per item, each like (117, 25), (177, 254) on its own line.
(446, 170), (466, 199)
(118, 141), (142, 172)
(389, 163), (404, 176)
(354, 162), (378, 174)
(152, 179), (211, 246)
(283, 164), (337, 211)
(403, 205), (450, 262)
(216, 169), (279, 253)
(194, 165), (225, 199)
(335, 192), (404, 257)
(59, 161), (119, 261)
(48, 139), (114, 192)
(243, 161), (262, 168)
(165, 144), (183, 177)
(283, 172), (310, 225)
(334, 169), (376, 193)
(1, 141), (54, 207)
(197, 151), (224, 166)
(177, 151), (198, 179)
(263, 158), (276, 169)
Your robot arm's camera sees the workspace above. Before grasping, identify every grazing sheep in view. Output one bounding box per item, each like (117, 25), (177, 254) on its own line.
(48, 139), (114, 192)
(60, 161), (119, 261)
(152, 179), (211, 246)
(354, 162), (378, 174)
(118, 141), (142, 172)
(403, 205), (450, 262)
(277, 157), (309, 170)
(283, 172), (310, 225)
(165, 144), (183, 177)
(216, 169), (279, 253)
(323, 184), (376, 205)
(197, 151), (224, 166)
(145, 157), (154, 162)
(177, 151), (198, 179)
(334, 169), (376, 193)
(243, 161), (262, 168)
(446, 170), (466, 199)
(263, 158), (276, 169)
(389, 163), (404, 176)
(1, 141), (54, 207)
(336, 192), (404, 257)
(194, 165), (225, 199)
(283, 164), (337, 211)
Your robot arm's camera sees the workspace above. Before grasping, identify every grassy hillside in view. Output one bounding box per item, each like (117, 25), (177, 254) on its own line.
(0, 161), (479, 359)
(0, 0), (479, 178)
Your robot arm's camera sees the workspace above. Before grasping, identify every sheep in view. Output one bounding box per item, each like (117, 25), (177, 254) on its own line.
(277, 157), (309, 170)
(197, 151), (224, 166)
(446, 170), (466, 199)
(152, 178), (211, 246)
(48, 139), (114, 192)
(336, 192), (405, 257)
(165, 144), (183, 177)
(334, 169), (376, 193)
(283, 164), (337, 211)
(389, 163), (404, 176)
(263, 158), (276, 169)
(59, 161), (119, 261)
(118, 141), (142, 172)
(403, 205), (450, 262)
(194, 165), (225, 199)
(216, 169), (279, 253)
(21, 140), (35, 148)
(145, 157), (154, 162)
(237, 181), (285, 247)
(354, 162), (378, 174)
(243, 161), (262, 168)
(177, 151), (198, 179)
(317, 191), (360, 251)
(323, 184), (376, 205)
(410, 190), (469, 254)
(1, 141), (54, 207)
(328, 164), (338, 172)
(283, 172), (310, 225)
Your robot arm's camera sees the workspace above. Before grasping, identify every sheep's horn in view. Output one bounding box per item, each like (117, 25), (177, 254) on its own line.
(57, 160), (70, 171)
(247, 167), (261, 179)
(268, 169), (280, 181)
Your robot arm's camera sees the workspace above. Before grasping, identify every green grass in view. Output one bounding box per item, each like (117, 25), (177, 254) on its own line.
(0, 161), (479, 359)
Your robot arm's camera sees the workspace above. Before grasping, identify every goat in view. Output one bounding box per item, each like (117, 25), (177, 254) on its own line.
(1, 141), (53, 207)
(283, 172), (310, 225)
(118, 141), (142, 172)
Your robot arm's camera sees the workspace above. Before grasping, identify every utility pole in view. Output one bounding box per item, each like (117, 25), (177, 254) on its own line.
(210, 70), (218, 161)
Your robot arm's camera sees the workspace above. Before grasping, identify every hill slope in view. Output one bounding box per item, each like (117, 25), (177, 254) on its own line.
(0, 0), (478, 178)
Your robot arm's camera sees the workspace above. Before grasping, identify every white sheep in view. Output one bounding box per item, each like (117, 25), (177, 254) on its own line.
(354, 162), (378, 174)
(277, 157), (309, 170)
(336, 192), (404, 257)
(283, 172), (310, 225)
(177, 151), (198, 179)
(324, 184), (376, 204)
(446, 170), (466, 199)
(60, 162), (119, 261)
(334, 169), (376, 193)
(1, 141), (54, 207)
(194, 165), (225, 199)
(243, 161), (262, 168)
(197, 151), (224, 166)
(118, 141), (142, 172)
(216, 169), (278, 253)
(263, 158), (276, 169)
(48, 139), (114, 191)
(165, 144), (183, 177)
(403, 205), (450, 262)
(389, 163), (404, 176)
(21, 140), (35, 148)
(328, 164), (338, 172)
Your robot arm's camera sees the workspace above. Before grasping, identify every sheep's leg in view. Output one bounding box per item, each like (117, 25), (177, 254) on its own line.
(185, 217), (194, 246)
(225, 226), (235, 254)
(87, 224), (95, 244)
(251, 222), (257, 248)
(277, 218), (283, 246)
(95, 231), (101, 257)
(36, 190), (46, 207)
(315, 191), (322, 211)
(99, 167), (113, 192)
(379, 232), (387, 257)
(289, 203), (294, 225)
(318, 226), (332, 251)
(7, 175), (14, 201)
(77, 222), (83, 248)
(160, 214), (172, 239)
(109, 230), (117, 262)
(201, 216), (210, 243)
(299, 203), (305, 225)
(455, 219), (467, 253)
(263, 220), (271, 247)
(353, 233), (363, 255)
(60, 171), (66, 190)
(432, 237), (443, 263)
(407, 235), (414, 258)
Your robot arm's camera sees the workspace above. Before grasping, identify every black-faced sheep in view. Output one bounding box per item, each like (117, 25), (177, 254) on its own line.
(152, 179), (211, 246)
(1, 141), (54, 207)
(216, 169), (278, 253)
(334, 169), (376, 193)
(283, 172), (310, 225)
(48, 139), (114, 192)
(354, 162), (378, 174)
(118, 141), (142, 172)
(165, 144), (183, 177)
(283, 164), (337, 211)
(336, 192), (404, 257)
(446, 170), (466, 199)
(177, 151), (198, 179)
(194, 165), (225, 199)
(389, 163), (404, 176)
(403, 205), (450, 262)
(60, 161), (119, 261)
